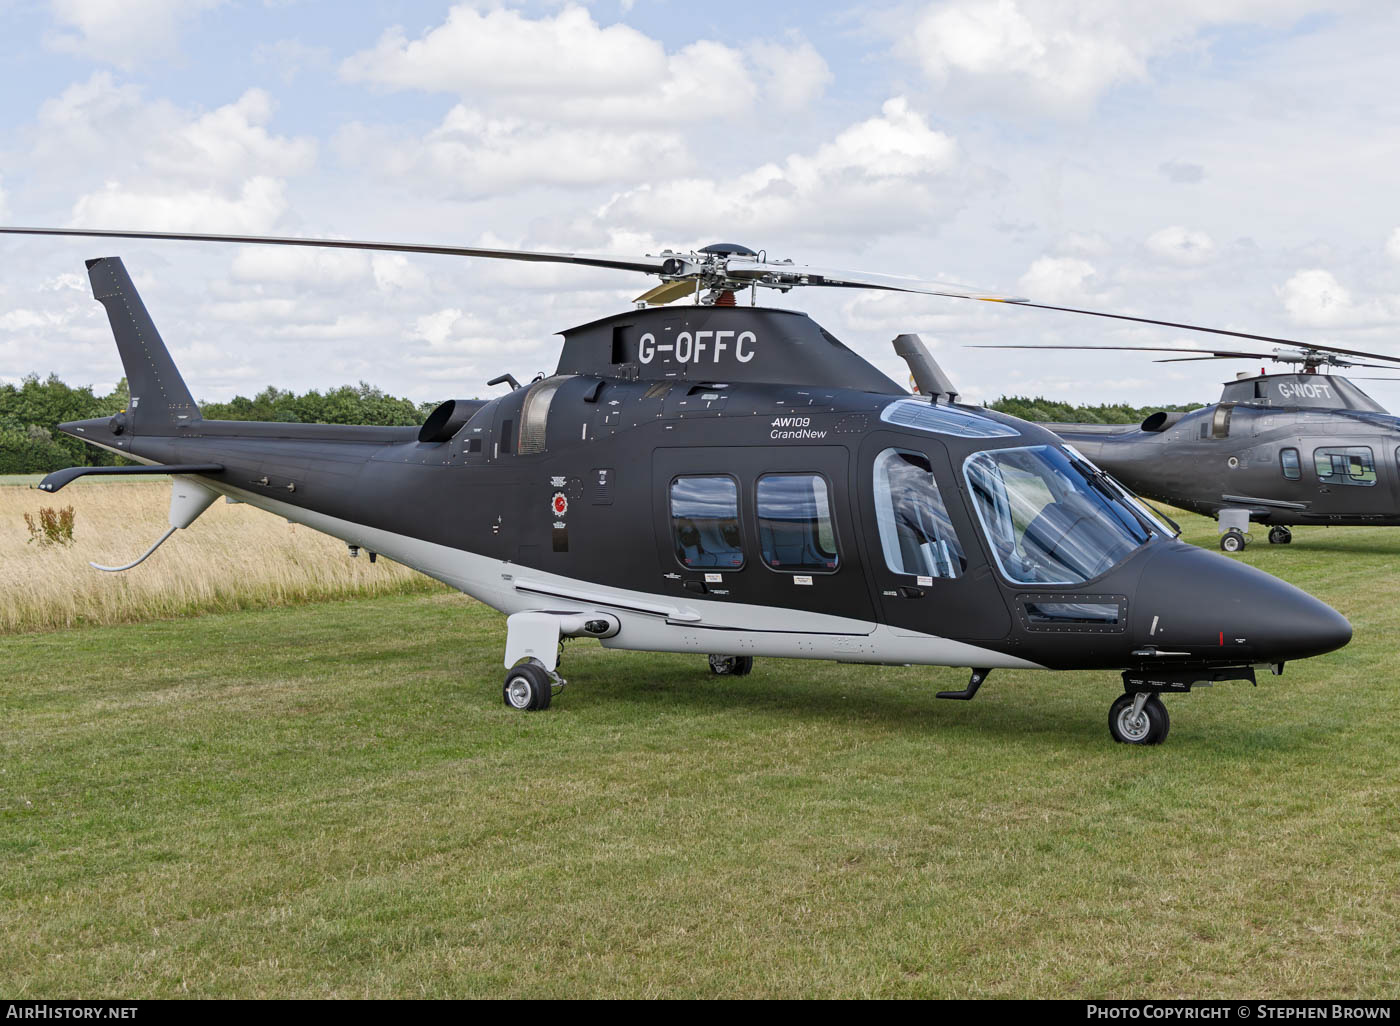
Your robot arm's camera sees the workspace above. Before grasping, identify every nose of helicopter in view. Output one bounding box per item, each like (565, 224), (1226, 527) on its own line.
(1134, 544), (1351, 663)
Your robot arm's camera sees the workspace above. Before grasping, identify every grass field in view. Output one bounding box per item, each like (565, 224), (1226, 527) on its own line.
(1, 512), (1397, 998)
(0, 479), (439, 633)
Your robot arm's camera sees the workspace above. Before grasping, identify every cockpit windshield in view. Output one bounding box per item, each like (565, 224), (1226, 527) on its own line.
(964, 445), (1155, 585)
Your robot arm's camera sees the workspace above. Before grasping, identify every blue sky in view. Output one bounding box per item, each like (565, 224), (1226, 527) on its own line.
(3, 0), (1400, 408)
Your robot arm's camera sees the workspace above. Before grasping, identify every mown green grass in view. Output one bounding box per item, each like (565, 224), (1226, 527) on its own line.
(1, 513), (1396, 998)
(1, 476), (169, 487)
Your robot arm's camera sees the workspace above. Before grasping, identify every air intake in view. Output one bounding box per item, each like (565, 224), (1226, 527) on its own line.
(518, 375), (572, 454)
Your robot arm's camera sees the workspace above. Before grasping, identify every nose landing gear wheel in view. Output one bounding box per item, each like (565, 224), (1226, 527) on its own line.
(1220, 529), (1246, 553)
(708, 654), (754, 676)
(1109, 693), (1170, 745)
(503, 661), (552, 711)
(1268, 526), (1293, 545)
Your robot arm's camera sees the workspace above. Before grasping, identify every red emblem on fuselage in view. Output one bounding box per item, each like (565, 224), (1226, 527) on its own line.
(551, 492), (568, 516)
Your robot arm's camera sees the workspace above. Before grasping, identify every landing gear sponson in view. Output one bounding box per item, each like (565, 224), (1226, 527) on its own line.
(501, 611), (620, 710)
(498, 616), (1266, 748)
(1218, 508), (1252, 553)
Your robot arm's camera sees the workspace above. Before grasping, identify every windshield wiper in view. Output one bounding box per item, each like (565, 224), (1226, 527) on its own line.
(1067, 457), (1180, 538)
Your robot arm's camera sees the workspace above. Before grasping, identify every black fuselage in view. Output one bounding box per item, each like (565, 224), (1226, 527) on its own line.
(1057, 395), (1400, 527)
(63, 345), (1350, 675)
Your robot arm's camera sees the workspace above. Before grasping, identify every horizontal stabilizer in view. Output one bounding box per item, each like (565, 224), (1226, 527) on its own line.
(39, 463), (223, 493)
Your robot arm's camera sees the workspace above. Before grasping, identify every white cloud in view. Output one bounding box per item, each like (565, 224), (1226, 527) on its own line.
(1017, 256), (1103, 304)
(151, 89), (314, 186)
(48, 0), (221, 67)
(0, 308), (70, 333)
(1160, 160), (1205, 184)
(371, 255), (429, 293)
(341, 4), (754, 124)
(1056, 232), (1113, 258)
(335, 107), (688, 198)
(39, 273), (88, 292)
(71, 176), (289, 233)
(903, 0), (1142, 113)
(33, 75), (315, 232)
(0, 177), (8, 221)
(230, 245), (370, 288)
(1145, 225), (1216, 266)
(1387, 227), (1400, 262)
(748, 39), (833, 111)
(1277, 268), (1398, 327)
(36, 77), (314, 187)
(601, 98), (965, 237)
(899, 0), (1330, 114)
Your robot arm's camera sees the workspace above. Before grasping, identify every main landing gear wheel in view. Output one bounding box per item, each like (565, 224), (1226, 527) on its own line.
(1108, 693), (1170, 745)
(708, 654), (754, 676)
(1220, 529), (1246, 553)
(1268, 526), (1293, 545)
(503, 660), (552, 711)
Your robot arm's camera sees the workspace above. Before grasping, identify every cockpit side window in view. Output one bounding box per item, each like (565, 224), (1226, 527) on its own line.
(1280, 447), (1301, 480)
(872, 448), (965, 579)
(670, 475), (745, 569)
(964, 445), (1151, 586)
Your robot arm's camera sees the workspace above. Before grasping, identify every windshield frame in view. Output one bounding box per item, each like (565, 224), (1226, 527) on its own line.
(962, 443), (1158, 587)
(1060, 444), (1179, 538)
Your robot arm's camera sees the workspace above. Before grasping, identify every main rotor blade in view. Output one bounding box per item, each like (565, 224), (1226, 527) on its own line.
(722, 257), (1017, 301)
(970, 340), (1400, 367)
(1152, 355), (1270, 363)
(973, 344), (1273, 360)
(0, 226), (666, 275)
(9, 226), (1400, 367)
(738, 257), (1400, 366)
(1151, 355), (1400, 369)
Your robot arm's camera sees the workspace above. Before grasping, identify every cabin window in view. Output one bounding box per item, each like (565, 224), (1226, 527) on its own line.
(873, 448), (965, 579)
(1313, 446), (1376, 487)
(1280, 447), (1301, 480)
(670, 476), (744, 569)
(755, 474), (840, 573)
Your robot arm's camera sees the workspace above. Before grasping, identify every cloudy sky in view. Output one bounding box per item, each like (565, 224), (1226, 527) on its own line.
(2, 0), (1400, 409)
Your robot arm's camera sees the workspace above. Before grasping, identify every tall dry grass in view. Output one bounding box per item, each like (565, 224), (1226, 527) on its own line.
(0, 480), (442, 633)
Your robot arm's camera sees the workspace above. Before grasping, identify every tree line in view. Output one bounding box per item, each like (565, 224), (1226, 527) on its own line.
(1, 373), (1203, 475)
(1, 375), (440, 474)
(986, 395), (1202, 424)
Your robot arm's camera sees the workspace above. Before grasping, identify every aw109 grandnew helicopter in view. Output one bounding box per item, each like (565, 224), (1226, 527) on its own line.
(0, 226), (1355, 745)
(973, 339), (1400, 552)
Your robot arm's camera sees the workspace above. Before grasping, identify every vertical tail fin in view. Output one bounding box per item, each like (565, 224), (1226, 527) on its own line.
(86, 256), (200, 432)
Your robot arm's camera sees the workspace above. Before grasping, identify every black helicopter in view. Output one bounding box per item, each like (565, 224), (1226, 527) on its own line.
(0, 226), (1355, 745)
(974, 340), (1400, 552)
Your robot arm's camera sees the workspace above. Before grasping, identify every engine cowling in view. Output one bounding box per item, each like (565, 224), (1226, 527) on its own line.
(418, 399), (483, 443)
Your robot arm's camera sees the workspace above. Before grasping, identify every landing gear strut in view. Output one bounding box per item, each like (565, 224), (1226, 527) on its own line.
(1220, 529), (1246, 553)
(1112, 666), (1256, 745)
(1217, 508), (1251, 553)
(503, 659), (559, 711)
(1108, 692), (1170, 745)
(708, 654), (754, 676)
(1268, 526), (1293, 545)
(499, 610), (618, 712)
